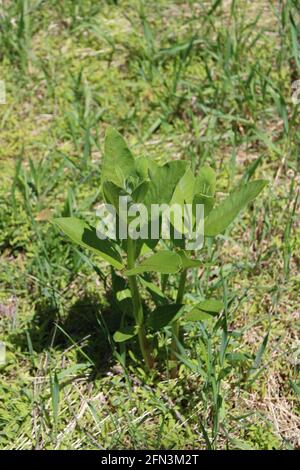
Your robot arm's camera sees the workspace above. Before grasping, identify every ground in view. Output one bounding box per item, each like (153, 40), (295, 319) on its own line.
(0, 0), (299, 450)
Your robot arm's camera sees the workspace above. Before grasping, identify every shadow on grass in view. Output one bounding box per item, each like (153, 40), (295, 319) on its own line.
(13, 293), (122, 374)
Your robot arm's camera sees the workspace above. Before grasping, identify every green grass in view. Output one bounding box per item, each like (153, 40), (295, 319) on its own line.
(0, 0), (299, 450)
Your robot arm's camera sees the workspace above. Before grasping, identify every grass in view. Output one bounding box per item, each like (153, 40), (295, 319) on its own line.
(0, 0), (299, 450)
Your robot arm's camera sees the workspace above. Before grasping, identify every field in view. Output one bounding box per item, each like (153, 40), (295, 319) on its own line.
(0, 0), (299, 450)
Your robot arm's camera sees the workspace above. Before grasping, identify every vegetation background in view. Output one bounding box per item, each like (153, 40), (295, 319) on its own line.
(0, 0), (299, 450)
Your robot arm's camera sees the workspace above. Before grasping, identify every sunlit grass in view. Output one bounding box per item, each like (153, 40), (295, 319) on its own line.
(0, 0), (299, 450)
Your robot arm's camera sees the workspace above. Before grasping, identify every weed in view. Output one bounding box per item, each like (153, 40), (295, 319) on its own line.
(52, 127), (267, 378)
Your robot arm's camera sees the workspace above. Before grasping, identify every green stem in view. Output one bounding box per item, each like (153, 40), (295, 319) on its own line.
(127, 238), (154, 369)
(170, 269), (187, 378)
(161, 273), (168, 293)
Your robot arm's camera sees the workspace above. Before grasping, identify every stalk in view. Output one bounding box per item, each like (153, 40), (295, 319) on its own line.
(161, 273), (168, 293)
(170, 269), (187, 378)
(127, 237), (154, 369)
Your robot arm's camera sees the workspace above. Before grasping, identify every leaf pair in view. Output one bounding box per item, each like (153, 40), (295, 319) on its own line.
(114, 298), (224, 343)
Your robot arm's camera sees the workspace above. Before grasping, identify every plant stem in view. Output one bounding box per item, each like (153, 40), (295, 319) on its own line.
(170, 269), (187, 378)
(127, 238), (154, 369)
(161, 273), (168, 293)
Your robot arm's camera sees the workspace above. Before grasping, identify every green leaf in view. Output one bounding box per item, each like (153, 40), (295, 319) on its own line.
(147, 304), (184, 331)
(170, 167), (195, 206)
(53, 217), (124, 269)
(50, 372), (60, 427)
(102, 181), (124, 210)
(135, 155), (149, 180)
(185, 309), (214, 322)
(290, 380), (300, 397)
(113, 326), (138, 343)
(169, 167), (195, 234)
(204, 180), (268, 237)
(178, 250), (202, 269)
(116, 289), (131, 302)
(193, 193), (215, 218)
(230, 439), (255, 451)
(196, 299), (224, 313)
(185, 299), (224, 322)
(132, 180), (149, 203)
(195, 166), (216, 196)
(125, 250), (182, 275)
(102, 127), (136, 188)
(140, 278), (165, 300)
(143, 160), (188, 208)
(250, 333), (269, 373)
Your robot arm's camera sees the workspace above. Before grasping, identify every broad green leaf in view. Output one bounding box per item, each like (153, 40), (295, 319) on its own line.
(135, 155), (149, 180)
(53, 217), (124, 269)
(125, 250), (182, 276)
(116, 289), (131, 302)
(193, 166), (216, 221)
(204, 180), (268, 237)
(147, 304), (184, 331)
(185, 309), (214, 322)
(113, 326), (138, 343)
(196, 299), (224, 313)
(185, 299), (224, 322)
(195, 166), (216, 196)
(169, 167), (195, 234)
(103, 181), (124, 210)
(102, 127), (136, 188)
(170, 167), (195, 206)
(132, 180), (149, 203)
(178, 250), (202, 269)
(193, 193), (215, 218)
(143, 160), (188, 209)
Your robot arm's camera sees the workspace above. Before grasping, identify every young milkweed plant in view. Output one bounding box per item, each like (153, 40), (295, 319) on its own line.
(52, 127), (267, 376)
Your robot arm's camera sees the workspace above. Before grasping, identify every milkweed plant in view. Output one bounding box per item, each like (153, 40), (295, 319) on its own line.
(52, 127), (267, 376)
